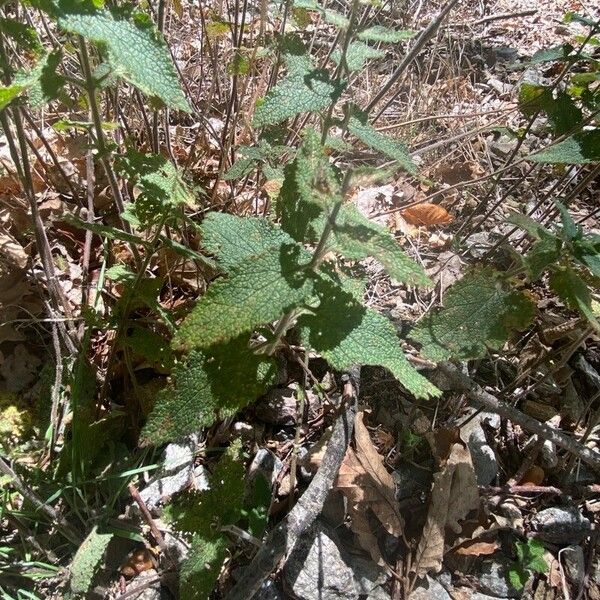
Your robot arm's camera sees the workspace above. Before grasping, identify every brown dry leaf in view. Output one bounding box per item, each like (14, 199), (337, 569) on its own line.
(454, 540), (499, 556)
(388, 211), (418, 238)
(401, 203), (453, 227)
(520, 465), (545, 486)
(120, 547), (155, 578)
(0, 229), (29, 269)
(414, 441), (479, 575)
(335, 411), (403, 564)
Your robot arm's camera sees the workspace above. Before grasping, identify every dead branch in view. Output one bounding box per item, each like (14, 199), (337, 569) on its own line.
(438, 362), (600, 472)
(224, 368), (360, 600)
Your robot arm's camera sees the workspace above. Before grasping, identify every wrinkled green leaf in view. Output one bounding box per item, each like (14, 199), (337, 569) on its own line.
(550, 267), (600, 331)
(528, 130), (600, 164)
(201, 212), (291, 272)
(523, 235), (562, 280)
(333, 204), (431, 286)
(410, 269), (535, 360)
(168, 442), (245, 599)
(58, 4), (190, 111)
(332, 41), (384, 72)
(0, 18), (43, 54)
(253, 49), (344, 127)
(299, 280), (440, 398)
(117, 149), (192, 227)
(348, 109), (416, 173)
(172, 244), (313, 351)
(141, 337), (277, 444)
(70, 527), (113, 595)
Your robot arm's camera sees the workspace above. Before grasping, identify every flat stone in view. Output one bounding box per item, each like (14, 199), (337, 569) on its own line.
(461, 412), (500, 486)
(531, 507), (591, 544)
(284, 522), (383, 600)
(477, 561), (522, 598)
(139, 437), (197, 511)
(562, 545), (585, 585)
(409, 575), (452, 600)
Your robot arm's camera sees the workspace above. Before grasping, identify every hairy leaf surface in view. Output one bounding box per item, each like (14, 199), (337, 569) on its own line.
(253, 51), (344, 127)
(70, 527), (113, 595)
(528, 130), (600, 164)
(348, 111), (416, 173)
(332, 42), (384, 72)
(411, 269), (535, 360)
(300, 281), (440, 398)
(173, 244), (313, 351)
(333, 204), (431, 286)
(201, 212), (291, 272)
(169, 442), (245, 599)
(141, 337), (277, 444)
(58, 5), (190, 111)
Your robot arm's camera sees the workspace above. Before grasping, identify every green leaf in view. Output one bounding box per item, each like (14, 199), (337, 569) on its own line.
(410, 269), (536, 360)
(348, 109), (416, 173)
(332, 41), (384, 72)
(0, 83), (26, 109)
(121, 326), (174, 370)
(293, 0), (349, 27)
(528, 130), (600, 164)
(357, 25), (417, 42)
(299, 280), (440, 399)
(278, 130), (341, 243)
(573, 234), (600, 277)
(508, 565), (528, 591)
(116, 149), (192, 227)
(70, 527), (113, 595)
(172, 244), (314, 351)
(141, 336), (277, 444)
(58, 4), (190, 111)
(253, 49), (344, 127)
(523, 235), (563, 280)
(529, 44), (574, 64)
(333, 204), (431, 286)
(201, 212), (291, 272)
(0, 18), (43, 54)
(169, 441), (245, 599)
(555, 200), (581, 240)
(518, 84), (582, 136)
(0, 52), (64, 109)
(550, 267), (600, 331)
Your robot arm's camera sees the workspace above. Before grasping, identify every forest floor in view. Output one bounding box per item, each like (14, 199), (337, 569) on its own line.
(1, 0), (599, 599)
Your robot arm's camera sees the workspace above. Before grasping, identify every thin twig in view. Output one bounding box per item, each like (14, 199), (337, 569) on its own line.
(438, 362), (600, 472)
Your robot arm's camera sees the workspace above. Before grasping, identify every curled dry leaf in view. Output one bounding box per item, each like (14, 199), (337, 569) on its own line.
(0, 229), (28, 269)
(401, 203), (453, 227)
(454, 540), (499, 556)
(335, 411), (403, 565)
(414, 438), (479, 576)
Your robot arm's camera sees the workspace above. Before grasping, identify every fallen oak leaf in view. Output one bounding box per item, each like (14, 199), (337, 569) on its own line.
(413, 437), (479, 575)
(454, 540), (499, 556)
(401, 202), (452, 227)
(335, 411), (403, 564)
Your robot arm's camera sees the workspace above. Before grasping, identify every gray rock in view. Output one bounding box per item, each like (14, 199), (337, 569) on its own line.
(461, 412), (500, 486)
(139, 437), (198, 511)
(123, 568), (165, 600)
(284, 522), (384, 600)
(256, 387), (298, 425)
(249, 448), (284, 486)
(367, 587), (392, 600)
(562, 545), (585, 585)
(531, 507), (591, 544)
(409, 575), (452, 600)
(470, 594), (511, 600)
(477, 561), (522, 598)
(255, 579), (284, 600)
